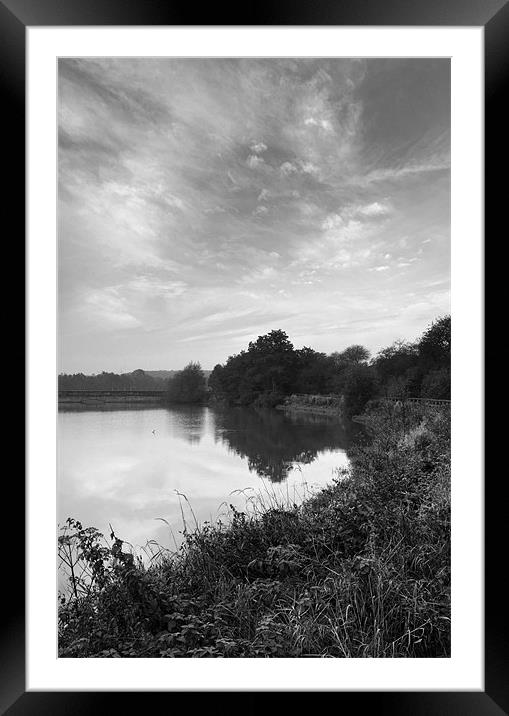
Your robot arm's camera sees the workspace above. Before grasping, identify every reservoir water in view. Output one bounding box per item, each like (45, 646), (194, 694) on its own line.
(58, 405), (351, 553)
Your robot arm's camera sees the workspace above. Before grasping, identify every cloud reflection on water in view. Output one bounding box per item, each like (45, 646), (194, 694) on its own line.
(58, 406), (351, 552)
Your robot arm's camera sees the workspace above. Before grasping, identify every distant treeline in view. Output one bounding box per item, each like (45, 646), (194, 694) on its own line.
(60, 316), (450, 417)
(206, 315), (450, 417)
(58, 369), (171, 391)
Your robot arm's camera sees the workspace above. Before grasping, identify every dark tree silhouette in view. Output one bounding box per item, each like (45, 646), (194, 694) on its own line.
(418, 315), (451, 367)
(342, 364), (379, 418)
(167, 362), (207, 404)
(213, 407), (348, 482)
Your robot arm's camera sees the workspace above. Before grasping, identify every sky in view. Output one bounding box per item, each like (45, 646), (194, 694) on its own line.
(58, 58), (450, 374)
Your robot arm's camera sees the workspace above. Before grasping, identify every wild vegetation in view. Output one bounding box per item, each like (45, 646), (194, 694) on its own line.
(58, 400), (450, 658)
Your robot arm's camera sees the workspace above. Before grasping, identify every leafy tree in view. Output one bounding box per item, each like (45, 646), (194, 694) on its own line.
(294, 347), (335, 395)
(210, 330), (299, 406)
(342, 364), (379, 419)
(167, 362), (207, 404)
(247, 329), (297, 395)
(418, 315), (451, 368)
(330, 345), (370, 368)
(374, 340), (418, 379)
(208, 363), (226, 399)
(329, 345), (371, 393)
(371, 317), (451, 400)
(420, 367), (451, 399)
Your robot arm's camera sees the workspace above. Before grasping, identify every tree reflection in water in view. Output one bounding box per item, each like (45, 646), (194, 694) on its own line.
(165, 405), (207, 445)
(213, 407), (351, 482)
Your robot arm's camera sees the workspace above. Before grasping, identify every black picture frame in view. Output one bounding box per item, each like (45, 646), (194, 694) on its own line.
(6, 0), (498, 712)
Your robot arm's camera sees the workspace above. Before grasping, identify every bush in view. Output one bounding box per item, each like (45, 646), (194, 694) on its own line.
(420, 367), (451, 399)
(253, 390), (286, 408)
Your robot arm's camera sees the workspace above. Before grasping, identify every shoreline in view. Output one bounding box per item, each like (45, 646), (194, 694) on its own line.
(276, 394), (344, 418)
(276, 403), (342, 417)
(59, 400), (165, 410)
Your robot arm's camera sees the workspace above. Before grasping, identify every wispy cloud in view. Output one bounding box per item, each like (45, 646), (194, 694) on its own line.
(59, 58), (450, 372)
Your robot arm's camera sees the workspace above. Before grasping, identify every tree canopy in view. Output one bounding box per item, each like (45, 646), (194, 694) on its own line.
(418, 315), (451, 367)
(208, 317), (450, 409)
(167, 362), (207, 404)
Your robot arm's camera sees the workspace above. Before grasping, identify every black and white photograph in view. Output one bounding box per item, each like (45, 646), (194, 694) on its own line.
(56, 56), (452, 660)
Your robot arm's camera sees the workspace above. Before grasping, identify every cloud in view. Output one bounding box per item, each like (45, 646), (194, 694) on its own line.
(359, 160), (450, 186)
(319, 201), (391, 233)
(304, 117), (333, 132)
(280, 160), (321, 178)
(250, 141), (267, 154)
(240, 266), (278, 284)
(58, 58), (450, 372)
(246, 154), (265, 169)
(321, 214), (344, 231)
(358, 201), (392, 217)
(128, 275), (188, 297)
(84, 288), (141, 329)
(280, 161), (298, 176)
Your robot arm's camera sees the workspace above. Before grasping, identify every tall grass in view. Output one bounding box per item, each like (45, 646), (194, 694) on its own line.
(58, 402), (450, 658)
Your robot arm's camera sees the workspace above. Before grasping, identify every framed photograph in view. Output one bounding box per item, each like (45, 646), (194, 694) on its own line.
(7, 0), (498, 711)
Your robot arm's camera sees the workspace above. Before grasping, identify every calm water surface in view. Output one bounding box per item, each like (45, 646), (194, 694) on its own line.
(58, 406), (351, 552)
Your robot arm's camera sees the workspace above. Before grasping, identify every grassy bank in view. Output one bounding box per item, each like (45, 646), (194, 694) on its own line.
(277, 393), (344, 416)
(58, 401), (450, 658)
